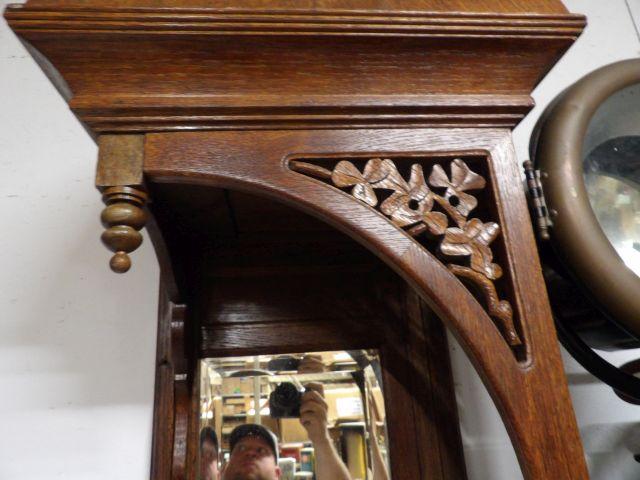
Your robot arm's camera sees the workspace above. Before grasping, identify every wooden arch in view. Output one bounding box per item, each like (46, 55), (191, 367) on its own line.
(142, 127), (588, 480)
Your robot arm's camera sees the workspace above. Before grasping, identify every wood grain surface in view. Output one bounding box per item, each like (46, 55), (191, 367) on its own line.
(192, 248), (466, 479)
(5, 1), (588, 478)
(12, 0), (573, 14)
(144, 127), (588, 479)
(5, 2), (584, 134)
(291, 156), (523, 348)
(151, 282), (179, 480)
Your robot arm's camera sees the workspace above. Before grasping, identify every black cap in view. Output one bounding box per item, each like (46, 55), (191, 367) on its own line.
(229, 424), (279, 461)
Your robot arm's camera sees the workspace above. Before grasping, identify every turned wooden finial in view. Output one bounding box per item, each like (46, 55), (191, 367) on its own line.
(96, 134), (146, 273)
(100, 186), (148, 273)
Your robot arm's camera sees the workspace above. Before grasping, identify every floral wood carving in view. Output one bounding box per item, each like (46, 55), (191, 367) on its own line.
(290, 157), (522, 348)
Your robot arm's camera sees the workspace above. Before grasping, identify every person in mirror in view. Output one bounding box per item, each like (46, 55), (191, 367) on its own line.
(298, 355), (353, 480)
(299, 354), (389, 480)
(200, 426), (220, 480)
(221, 417), (351, 480)
(221, 355), (354, 480)
(221, 424), (281, 480)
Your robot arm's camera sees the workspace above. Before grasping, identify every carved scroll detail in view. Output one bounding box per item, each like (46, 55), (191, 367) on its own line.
(291, 157), (522, 347)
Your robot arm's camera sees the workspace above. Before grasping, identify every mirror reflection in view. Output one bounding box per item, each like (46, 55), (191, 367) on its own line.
(199, 350), (390, 480)
(584, 170), (640, 276)
(583, 83), (640, 276)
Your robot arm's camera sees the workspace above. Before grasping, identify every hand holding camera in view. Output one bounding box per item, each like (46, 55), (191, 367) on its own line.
(299, 382), (330, 444)
(267, 355), (330, 443)
(267, 354), (352, 480)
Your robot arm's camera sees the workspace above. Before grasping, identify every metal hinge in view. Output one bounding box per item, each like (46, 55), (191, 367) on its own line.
(523, 160), (553, 241)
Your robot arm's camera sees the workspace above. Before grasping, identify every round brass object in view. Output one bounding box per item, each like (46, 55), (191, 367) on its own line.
(534, 59), (640, 337)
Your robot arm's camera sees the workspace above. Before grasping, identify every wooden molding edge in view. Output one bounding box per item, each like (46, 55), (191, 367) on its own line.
(5, 6), (585, 38)
(4, 4), (583, 135)
(72, 94), (534, 133)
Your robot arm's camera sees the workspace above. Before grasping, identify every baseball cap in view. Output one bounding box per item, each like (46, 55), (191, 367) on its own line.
(229, 424), (279, 462)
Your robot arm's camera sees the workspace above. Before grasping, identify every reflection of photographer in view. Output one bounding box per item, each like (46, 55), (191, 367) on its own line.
(296, 355), (353, 480)
(299, 382), (352, 480)
(268, 355), (352, 480)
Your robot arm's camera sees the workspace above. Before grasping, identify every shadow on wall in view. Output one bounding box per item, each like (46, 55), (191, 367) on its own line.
(0, 187), (160, 410)
(583, 423), (640, 480)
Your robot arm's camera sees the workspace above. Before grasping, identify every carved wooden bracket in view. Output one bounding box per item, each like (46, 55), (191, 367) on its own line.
(291, 157), (522, 348)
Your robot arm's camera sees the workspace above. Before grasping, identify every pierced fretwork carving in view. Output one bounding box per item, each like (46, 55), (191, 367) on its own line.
(291, 157), (522, 347)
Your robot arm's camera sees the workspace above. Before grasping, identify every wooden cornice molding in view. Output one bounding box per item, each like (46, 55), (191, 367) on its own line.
(4, 2), (585, 135)
(5, 8), (585, 37)
(71, 94), (535, 133)
(0, 0), (580, 15)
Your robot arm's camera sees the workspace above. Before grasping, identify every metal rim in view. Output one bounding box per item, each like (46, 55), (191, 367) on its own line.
(555, 316), (640, 404)
(534, 59), (640, 337)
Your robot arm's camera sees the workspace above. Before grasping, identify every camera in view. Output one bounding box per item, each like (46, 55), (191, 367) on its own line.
(269, 382), (304, 418)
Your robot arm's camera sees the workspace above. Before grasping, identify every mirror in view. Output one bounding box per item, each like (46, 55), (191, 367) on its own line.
(199, 350), (390, 480)
(584, 171), (640, 276)
(583, 83), (640, 276)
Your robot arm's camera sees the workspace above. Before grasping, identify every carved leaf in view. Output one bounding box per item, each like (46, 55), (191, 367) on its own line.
(380, 164), (433, 227)
(471, 220), (500, 247)
(453, 191), (477, 217)
(428, 159), (485, 217)
(440, 218), (502, 280)
(440, 227), (473, 255)
(380, 192), (420, 226)
(471, 244), (502, 280)
(332, 160), (365, 187)
(366, 158), (408, 192)
(450, 158), (486, 191)
(332, 161), (378, 206)
(427, 163), (451, 189)
(407, 164), (429, 195)
(423, 211), (448, 235)
(351, 183), (378, 207)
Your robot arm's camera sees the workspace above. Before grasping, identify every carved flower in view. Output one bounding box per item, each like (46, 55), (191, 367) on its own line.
(428, 159), (486, 217)
(440, 218), (503, 279)
(380, 164), (447, 235)
(332, 158), (405, 207)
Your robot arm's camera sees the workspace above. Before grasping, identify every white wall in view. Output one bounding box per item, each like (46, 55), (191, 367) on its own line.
(0, 3), (159, 477)
(1, 1), (639, 479)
